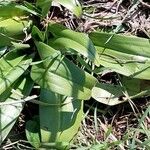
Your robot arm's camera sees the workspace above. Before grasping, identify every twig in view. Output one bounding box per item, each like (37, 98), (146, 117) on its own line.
(139, 0), (150, 8)
(0, 95), (38, 106)
(0, 89), (75, 106)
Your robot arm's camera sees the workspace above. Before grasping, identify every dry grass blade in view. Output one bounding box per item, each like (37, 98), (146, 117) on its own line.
(99, 120), (125, 150)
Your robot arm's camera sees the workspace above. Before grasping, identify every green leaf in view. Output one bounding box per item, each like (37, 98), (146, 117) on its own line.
(49, 37), (99, 65)
(92, 77), (150, 105)
(15, 4), (41, 17)
(31, 42), (97, 100)
(55, 0), (82, 17)
(90, 32), (150, 57)
(26, 117), (41, 148)
(89, 32), (150, 80)
(48, 23), (99, 66)
(0, 18), (32, 47)
(40, 89), (83, 146)
(0, 18), (32, 37)
(0, 76), (33, 143)
(0, 3), (27, 18)
(36, 0), (52, 17)
(31, 26), (45, 42)
(0, 50), (32, 95)
(92, 82), (125, 106)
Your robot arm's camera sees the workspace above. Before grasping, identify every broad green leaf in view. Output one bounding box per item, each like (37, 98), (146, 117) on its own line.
(0, 50), (32, 95)
(0, 3), (27, 18)
(35, 41), (61, 66)
(0, 77), (33, 143)
(0, 18), (32, 37)
(31, 62), (95, 100)
(40, 89), (83, 146)
(26, 117), (41, 148)
(36, 0), (52, 17)
(90, 32), (150, 58)
(48, 23), (99, 66)
(15, 5), (40, 17)
(0, 48), (33, 142)
(49, 37), (99, 65)
(55, 0), (82, 17)
(31, 42), (97, 100)
(17, 2), (41, 17)
(89, 32), (150, 80)
(92, 82), (125, 106)
(92, 77), (150, 105)
(0, 18), (32, 47)
(95, 46), (150, 80)
(31, 26), (45, 42)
